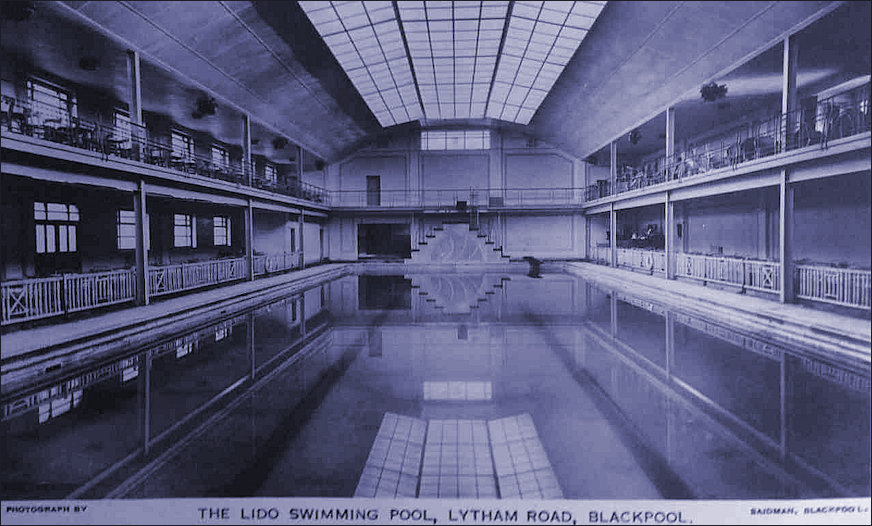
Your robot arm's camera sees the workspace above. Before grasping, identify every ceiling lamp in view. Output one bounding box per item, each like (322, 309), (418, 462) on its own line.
(78, 56), (100, 71)
(272, 137), (288, 150)
(627, 128), (641, 145)
(192, 94), (217, 119)
(700, 81), (728, 102)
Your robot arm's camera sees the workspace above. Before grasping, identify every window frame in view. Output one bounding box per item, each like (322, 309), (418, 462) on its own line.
(421, 129), (491, 151)
(26, 78), (77, 127)
(213, 215), (231, 246)
(34, 202), (79, 255)
(173, 213), (197, 248)
(171, 130), (193, 160)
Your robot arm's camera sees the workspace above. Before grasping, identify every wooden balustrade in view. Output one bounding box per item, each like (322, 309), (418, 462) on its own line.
(148, 257), (248, 298)
(1, 276), (64, 324)
(63, 269), (136, 313)
(615, 248), (666, 274)
(796, 264), (871, 309)
(676, 253), (780, 293)
(253, 252), (300, 276)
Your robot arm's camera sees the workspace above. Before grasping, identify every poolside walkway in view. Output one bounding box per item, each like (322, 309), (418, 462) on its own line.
(564, 262), (871, 367)
(1, 263), (351, 371)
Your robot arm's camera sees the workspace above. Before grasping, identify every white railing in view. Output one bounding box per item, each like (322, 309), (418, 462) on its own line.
(591, 244), (611, 264)
(615, 248), (666, 274)
(1, 269), (136, 325)
(1, 276), (64, 324)
(796, 264), (871, 309)
(330, 187), (586, 209)
(148, 257), (247, 298)
(677, 253), (780, 293)
(63, 269), (136, 313)
(253, 252), (300, 276)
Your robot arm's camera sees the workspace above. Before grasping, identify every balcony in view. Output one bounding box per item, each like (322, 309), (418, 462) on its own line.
(330, 187), (586, 210)
(1, 252), (301, 326)
(0, 95), (329, 205)
(585, 82), (871, 202)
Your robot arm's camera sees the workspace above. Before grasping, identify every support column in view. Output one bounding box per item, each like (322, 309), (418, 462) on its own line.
(665, 192), (674, 279)
(245, 200), (254, 281)
(609, 203), (617, 267)
(297, 145), (304, 181)
(298, 213), (305, 268)
(779, 169), (794, 302)
(665, 106), (675, 179)
(242, 114), (252, 185)
(141, 351), (151, 455)
(300, 294), (307, 337)
(781, 35), (799, 151)
(609, 141), (617, 196)
(126, 50), (144, 157)
(585, 215), (591, 260)
(134, 180), (149, 305)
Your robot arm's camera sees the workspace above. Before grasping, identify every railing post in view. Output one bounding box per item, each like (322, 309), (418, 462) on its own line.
(779, 169), (794, 302)
(245, 200), (255, 281)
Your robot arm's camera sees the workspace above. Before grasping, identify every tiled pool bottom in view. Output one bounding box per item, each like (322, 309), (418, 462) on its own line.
(1, 271), (869, 501)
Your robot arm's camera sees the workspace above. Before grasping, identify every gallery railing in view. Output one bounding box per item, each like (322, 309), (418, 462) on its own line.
(795, 264), (871, 310)
(615, 247), (666, 274)
(0, 94), (329, 204)
(586, 82), (871, 200)
(1, 269), (136, 325)
(676, 253), (780, 293)
(252, 252), (301, 276)
(148, 257), (248, 298)
(329, 187), (586, 208)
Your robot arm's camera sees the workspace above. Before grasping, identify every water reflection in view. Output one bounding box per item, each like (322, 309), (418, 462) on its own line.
(1, 271), (868, 500)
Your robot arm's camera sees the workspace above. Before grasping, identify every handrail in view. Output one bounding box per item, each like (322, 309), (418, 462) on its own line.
(795, 264), (871, 309)
(588, 82), (871, 200)
(329, 187), (586, 208)
(1, 94), (329, 204)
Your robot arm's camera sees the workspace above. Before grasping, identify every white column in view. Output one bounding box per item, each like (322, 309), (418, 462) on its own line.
(665, 192), (674, 279)
(610, 291), (618, 338)
(298, 212), (305, 268)
(609, 141), (617, 196)
(609, 203), (617, 267)
(126, 50), (144, 157)
(781, 35), (799, 151)
(779, 169), (794, 302)
(134, 180), (149, 305)
(242, 114), (252, 185)
(245, 200), (254, 281)
(665, 106), (675, 179)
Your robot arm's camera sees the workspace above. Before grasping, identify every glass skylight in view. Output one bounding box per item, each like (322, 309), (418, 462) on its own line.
(398, 0), (508, 120)
(300, 1), (424, 126)
(486, 0), (605, 124)
(300, 1), (607, 126)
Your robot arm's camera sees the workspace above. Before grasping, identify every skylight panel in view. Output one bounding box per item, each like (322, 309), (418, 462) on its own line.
(300, 1), (424, 127)
(485, 0), (607, 124)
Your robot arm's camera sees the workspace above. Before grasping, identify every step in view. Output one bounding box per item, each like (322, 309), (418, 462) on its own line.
(485, 241), (495, 245)
(433, 227), (444, 231)
(425, 234), (436, 238)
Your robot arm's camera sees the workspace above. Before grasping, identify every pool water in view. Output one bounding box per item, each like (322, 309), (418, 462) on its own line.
(1, 270), (869, 500)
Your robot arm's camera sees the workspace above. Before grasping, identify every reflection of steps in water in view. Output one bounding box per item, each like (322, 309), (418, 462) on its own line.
(354, 412), (562, 499)
(411, 274), (508, 314)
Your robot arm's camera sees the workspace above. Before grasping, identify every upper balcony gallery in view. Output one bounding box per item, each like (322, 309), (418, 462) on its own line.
(0, 3), (329, 206)
(583, 1), (871, 202)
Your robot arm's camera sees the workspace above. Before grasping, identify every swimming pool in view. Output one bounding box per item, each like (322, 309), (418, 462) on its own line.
(1, 269), (869, 500)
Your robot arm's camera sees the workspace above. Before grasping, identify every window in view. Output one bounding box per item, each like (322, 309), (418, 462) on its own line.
(173, 213), (196, 248)
(34, 202), (78, 254)
(117, 210), (136, 250)
(421, 130), (490, 150)
(27, 79), (76, 127)
(114, 110), (132, 149)
(171, 130), (193, 160)
(211, 145), (229, 169)
(213, 216), (231, 246)
(264, 163), (277, 184)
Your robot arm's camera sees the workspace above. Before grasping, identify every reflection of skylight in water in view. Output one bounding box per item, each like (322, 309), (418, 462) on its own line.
(423, 381), (492, 400)
(398, 0), (508, 120)
(486, 1), (605, 124)
(300, 1), (423, 126)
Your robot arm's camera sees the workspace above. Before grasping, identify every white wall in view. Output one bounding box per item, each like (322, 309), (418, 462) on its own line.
(303, 221), (323, 264)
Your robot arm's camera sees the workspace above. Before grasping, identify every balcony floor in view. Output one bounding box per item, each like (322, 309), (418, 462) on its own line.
(564, 262), (871, 367)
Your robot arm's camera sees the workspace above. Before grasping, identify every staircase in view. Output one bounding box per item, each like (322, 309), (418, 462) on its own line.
(409, 218), (511, 264)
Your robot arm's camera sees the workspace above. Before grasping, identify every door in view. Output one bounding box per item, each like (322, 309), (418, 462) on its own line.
(366, 175), (381, 206)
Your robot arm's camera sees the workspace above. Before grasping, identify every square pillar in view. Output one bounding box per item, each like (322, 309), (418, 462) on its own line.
(665, 193), (674, 279)
(609, 141), (617, 196)
(779, 169), (794, 302)
(781, 36), (799, 150)
(242, 114), (252, 185)
(245, 200), (254, 281)
(126, 50), (144, 157)
(134, 180), (149, 305)
(610, 291), (618, 338)
(298, 213), (305, 268)
(609, 203), (617, 267)
(665, 106), (675, 178)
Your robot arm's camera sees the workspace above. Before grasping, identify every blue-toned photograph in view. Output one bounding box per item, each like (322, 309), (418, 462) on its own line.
(0, 1), (869, 523)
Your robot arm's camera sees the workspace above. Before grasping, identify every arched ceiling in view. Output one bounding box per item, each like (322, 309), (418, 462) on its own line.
(45, 1), (846, 163)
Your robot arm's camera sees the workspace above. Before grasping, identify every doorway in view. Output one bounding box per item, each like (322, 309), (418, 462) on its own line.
(357, 223), (410, 259)
(366, 176), (381, 206)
